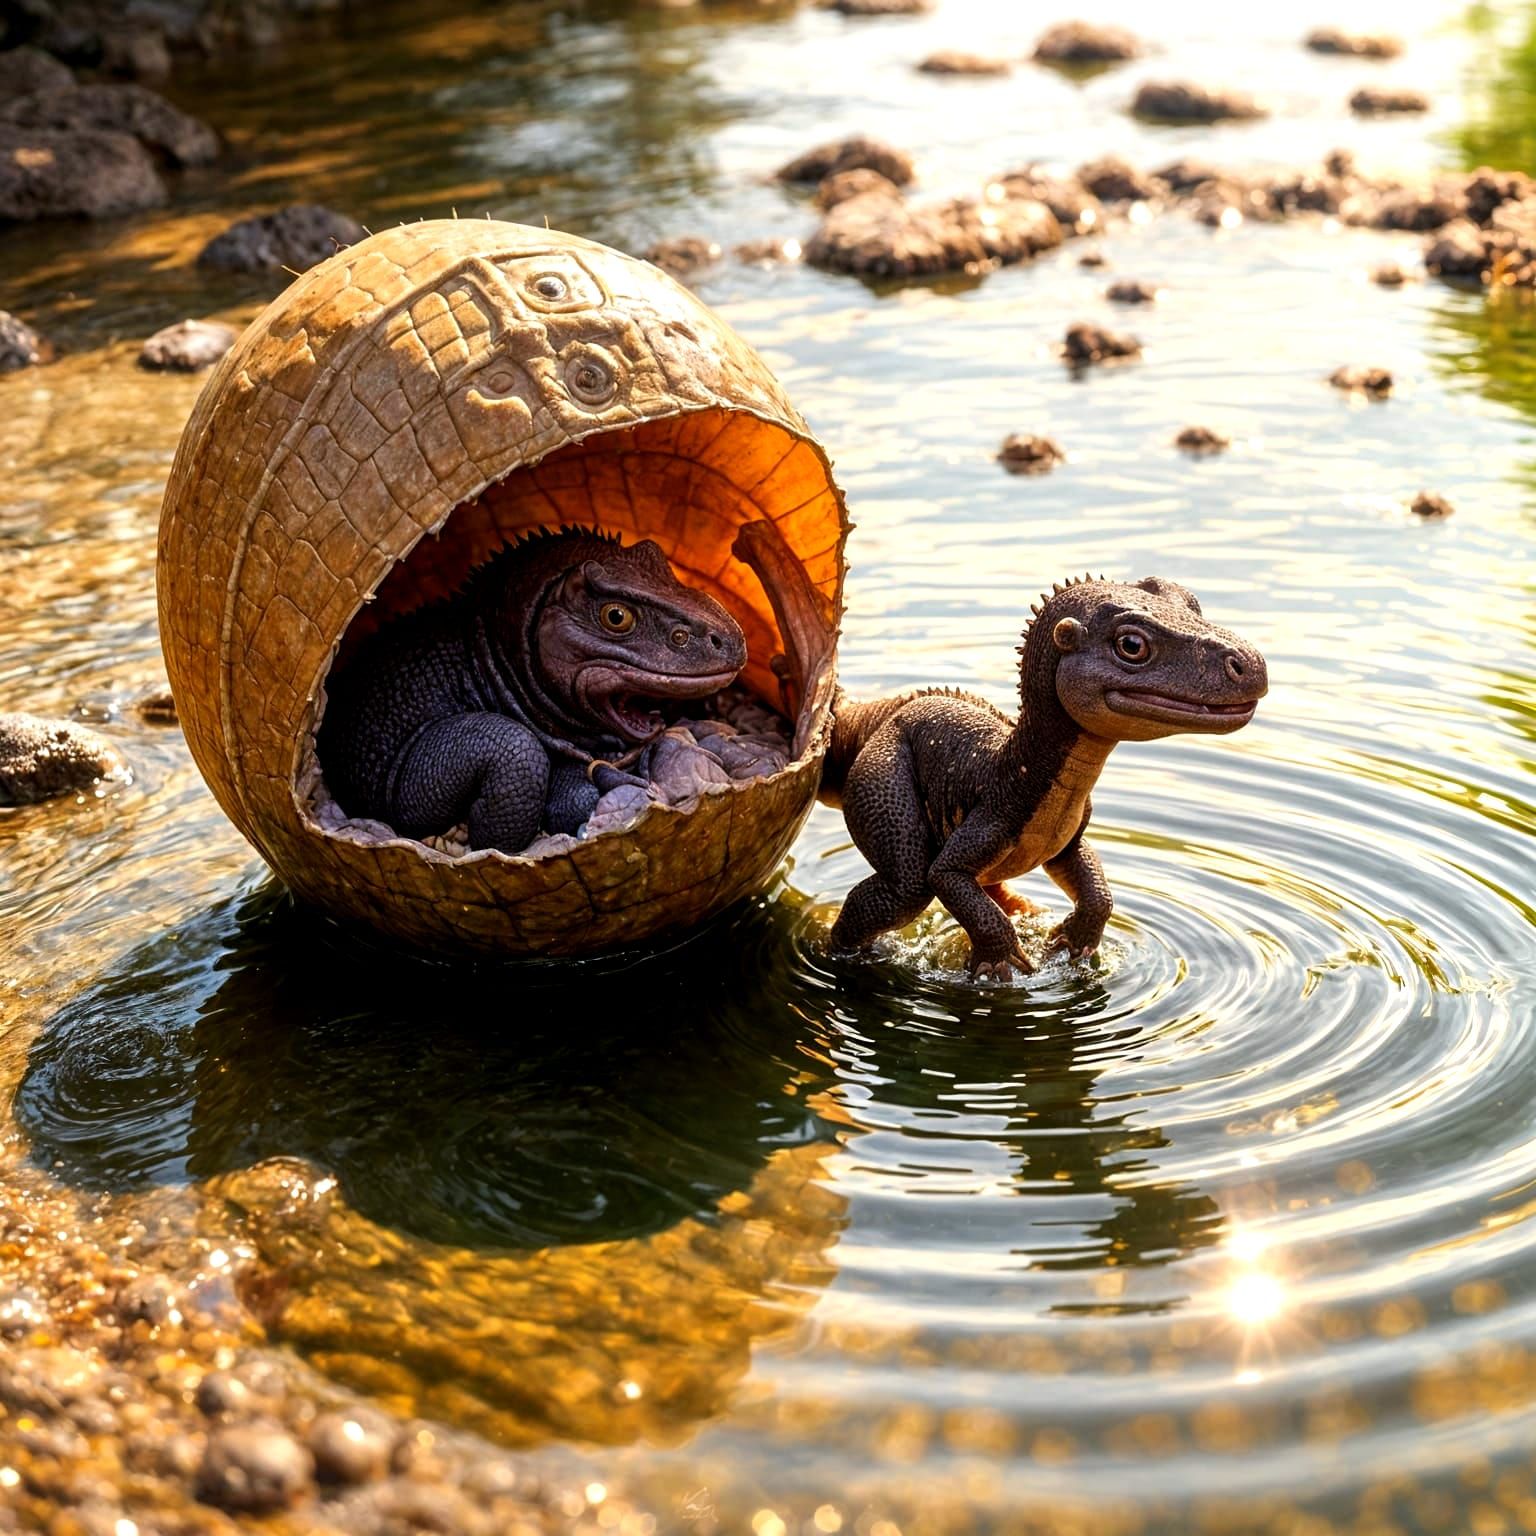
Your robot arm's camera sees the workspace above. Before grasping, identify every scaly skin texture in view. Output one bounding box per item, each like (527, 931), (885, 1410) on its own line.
(821, 576), (1268, 980)
(318, 530), (747, 853)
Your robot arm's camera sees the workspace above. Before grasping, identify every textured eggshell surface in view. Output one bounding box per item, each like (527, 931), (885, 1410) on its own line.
(157, 219), (848, 955)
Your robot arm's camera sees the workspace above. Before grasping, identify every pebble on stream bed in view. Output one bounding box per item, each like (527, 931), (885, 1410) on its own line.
(1305, 27), (1403, 58)
(1062, 321), (1141, 366)
(1175, 425), (1231, 454)
(1330, 364), (1395, 396)
(1032, 20), (1143, 65)
(917, 50), (1012, 76)
(0, 310), (52, 372)
(642, 235), (723, 281)
(1106, 278), (1158, 303)
(1350, 85), (1431, 115)
(1132, 80), (1266, 123)
(139, 318), (238, 372)
(997, 434), (1065, 474)
(1410, 490), (1456, 519)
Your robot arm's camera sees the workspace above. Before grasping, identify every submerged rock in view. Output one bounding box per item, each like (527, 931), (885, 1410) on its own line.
(1370, 261), (1411, 287)
(997, 434), (1064, 474)
(1175, 425), (1230, 453)
(1077, 246), (1107, 267)
(197, 204), (366, 273)
(1, 83), (219, 167)
(918, 50), (1011, 75)
(0, 713), (125, 805)
(1062, 321), (1140, 366)
(777, 135), (915, 187)
(1132, 81), (1266, 123)
(0, 123), (165, 220)
(734, 236), (803, 263)
(1305, 27), (1402, 58)
(1033, 20), (1141, 64)
(0, 311), (52, 372)
(138, 318), (238, 372)
(1349, 85), (1430, 115)
(0, 45), (74, 98)
(643, 235), (722, 281)
(806, 188), (1063, 277)
(196, 1425), (315, 1514)
(1330, 364), (1394, 396)
(1106, 278), (1158, 303)
(1409, 490), (1455, 519)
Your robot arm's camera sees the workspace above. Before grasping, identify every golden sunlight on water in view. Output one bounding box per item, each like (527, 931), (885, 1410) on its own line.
(2, 0), (1536, 1530)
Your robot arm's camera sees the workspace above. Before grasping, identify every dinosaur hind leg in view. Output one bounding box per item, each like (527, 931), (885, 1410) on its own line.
(985, 883), (1045, 919)
(391, 712), (549, 854)
(831, 873), (932, 951)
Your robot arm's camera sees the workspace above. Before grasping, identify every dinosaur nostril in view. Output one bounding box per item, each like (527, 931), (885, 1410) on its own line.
(1225, 652), (1245, 681)
(709, 632), (724, 652)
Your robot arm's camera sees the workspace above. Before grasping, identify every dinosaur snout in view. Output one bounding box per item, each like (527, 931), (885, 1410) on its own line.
(1221, 642), (1268, 700)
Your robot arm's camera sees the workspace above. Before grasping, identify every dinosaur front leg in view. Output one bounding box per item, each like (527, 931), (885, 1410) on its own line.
(929, 815), (1035, 981)
(1043, 821), (1113, 961)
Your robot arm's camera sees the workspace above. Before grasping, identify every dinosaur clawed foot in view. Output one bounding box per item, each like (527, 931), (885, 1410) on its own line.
(969, 944), (1036, 983)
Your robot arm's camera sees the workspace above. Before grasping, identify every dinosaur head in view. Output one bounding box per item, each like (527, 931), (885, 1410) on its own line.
(1024, 575), (1268, 742)
(528, 536), (748, 744)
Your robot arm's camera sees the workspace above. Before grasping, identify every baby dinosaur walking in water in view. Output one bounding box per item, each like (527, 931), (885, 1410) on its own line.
(820, 575), (1269, 980)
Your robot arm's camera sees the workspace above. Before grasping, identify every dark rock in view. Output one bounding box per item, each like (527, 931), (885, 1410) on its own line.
(642, 235), (722, 281)
(308, 1411), (390, 1485)
(0, 310), (51, 371)
(1329, 364), (1393, 396)
(1105, 278), (1157, 303)
(815, 167), (902, 209)
(733, 236), (802, 263)
(997, 434), (1063, 474)
(1062, 321), (1140, 365)
(1033, 20), (1141, 64)
(1077, 246), (1107, 267)
(2, 83), (218, 167)
(1264, 171), (1349, 215)
(1305, 27), (1402, 58)
(196, 1425), (315, 1514)
(0, 123), (165, 220)
(1077, 154), (1159, 203)
(1175, 425), (1230, 453)
(1325, 148), (1357, 178)
(1186, 176), (1279, 226)
(1409, 490), (1454, 519)
(197, 204), (366, 274)
(138, 318), (238, 372)
(806, 189), (1062, 277)
(1132, 81), (1266, 123)
(0, 1347), (105, 1415)
(1462, 167), (1535, 225)
(777, 135), (915, 187)
(0, 713), (125, 806)
(1370, 261), (1410, 286)
(1349, 85), (1429, 115)
(0, 45), (73, 97)
(918, 50), (1011, 75)
(1425, 220), (1491, 278)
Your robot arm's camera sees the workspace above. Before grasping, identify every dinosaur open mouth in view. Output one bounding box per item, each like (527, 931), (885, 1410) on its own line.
(1106, 688), (1259, 729)
(585, 667), (743, 742)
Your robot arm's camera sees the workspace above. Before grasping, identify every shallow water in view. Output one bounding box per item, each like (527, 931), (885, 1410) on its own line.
(3, 0), (1536, 1529)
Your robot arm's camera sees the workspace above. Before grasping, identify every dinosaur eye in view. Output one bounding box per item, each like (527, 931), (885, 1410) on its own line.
(669, 626), (691, 649)
(530, 272), (568, 301)
(598, 602), (636, 635)
(1114, 629), (1151, 664)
